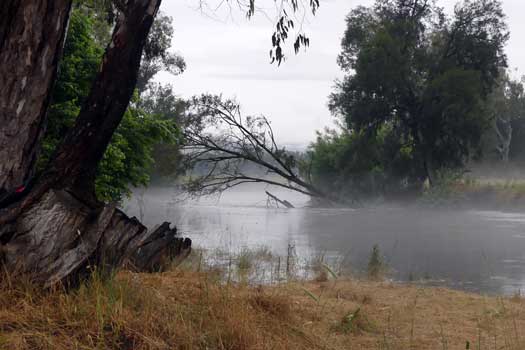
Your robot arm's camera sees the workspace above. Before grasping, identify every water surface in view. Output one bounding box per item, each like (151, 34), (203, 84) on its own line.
(124, 184), (525, 295)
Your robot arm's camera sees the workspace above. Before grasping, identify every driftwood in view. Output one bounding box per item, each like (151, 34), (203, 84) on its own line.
(265, 191), (294, 208)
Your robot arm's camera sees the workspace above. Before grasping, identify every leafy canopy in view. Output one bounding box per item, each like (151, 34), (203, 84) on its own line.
(41, 7), (184, 202)
(329, 0), (509, 183)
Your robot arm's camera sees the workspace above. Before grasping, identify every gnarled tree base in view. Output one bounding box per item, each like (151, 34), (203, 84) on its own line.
(0, 189), (190, 287)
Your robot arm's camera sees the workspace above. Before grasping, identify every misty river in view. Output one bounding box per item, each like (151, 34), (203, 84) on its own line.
(124, 184), (525, 295)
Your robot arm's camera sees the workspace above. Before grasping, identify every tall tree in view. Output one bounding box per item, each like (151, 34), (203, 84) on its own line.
(0, 0), (320, 285)
(0, 0), (190, 286)
(41, 8), (182, 202)
(329, 0), (509, 185)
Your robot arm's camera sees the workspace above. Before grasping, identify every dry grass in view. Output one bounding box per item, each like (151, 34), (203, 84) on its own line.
(451, 178), (525, 206)
(0, 270), (524, 350)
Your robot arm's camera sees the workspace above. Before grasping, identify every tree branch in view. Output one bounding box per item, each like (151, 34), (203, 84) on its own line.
(181, 95), (334, 203)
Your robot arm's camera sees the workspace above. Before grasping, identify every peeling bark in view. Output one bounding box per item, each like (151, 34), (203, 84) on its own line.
(0, 0), (72, 195)
(0, 189), (190, 286)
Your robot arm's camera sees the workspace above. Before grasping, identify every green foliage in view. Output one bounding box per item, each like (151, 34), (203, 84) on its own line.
(334, 307), (376, 335)
(73, 0), (115, 43)
(140, 84), (188, 182)
(419, 168), (466, 206)
(306, 129), (382, 197)
(41, 7), (184, 202)
(327, 0), (509, 192)
(367, 244), (386, 280)
(301, 287), (320, 304)
(95, 102), (179, 202)
(305, 125), (417, 199)
(488, 72), (525, 126)
(419, 68), (487, 169)
(137, 13), (186, 93)
(39, 9), (103, 171)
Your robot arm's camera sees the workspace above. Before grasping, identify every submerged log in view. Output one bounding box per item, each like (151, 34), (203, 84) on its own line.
(265, 191), (295, 208)
(0, 189), (191, 286)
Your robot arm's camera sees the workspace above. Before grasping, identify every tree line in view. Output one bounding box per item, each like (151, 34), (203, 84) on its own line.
(48, 0), (525, 207)
(306, 0), (524, 200)
(180, 0), (525, 204)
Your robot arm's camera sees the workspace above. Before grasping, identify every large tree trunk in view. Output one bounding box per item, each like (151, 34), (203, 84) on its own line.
(0, 0), (72, 197)
(0, 0), (191, 286)
(0, 189), (190, 287)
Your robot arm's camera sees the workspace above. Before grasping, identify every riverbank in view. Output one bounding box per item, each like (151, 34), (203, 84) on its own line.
(1, 268), (524, 350)
(374, 178), (525, 212)
(447, 179), (525, 211)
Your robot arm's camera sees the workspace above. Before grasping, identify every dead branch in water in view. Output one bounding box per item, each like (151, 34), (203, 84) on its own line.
(181, 95), (334, 203)
(266, 191), (294, 208)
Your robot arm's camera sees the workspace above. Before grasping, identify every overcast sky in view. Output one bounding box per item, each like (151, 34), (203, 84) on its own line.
(158, 0), (525, 147)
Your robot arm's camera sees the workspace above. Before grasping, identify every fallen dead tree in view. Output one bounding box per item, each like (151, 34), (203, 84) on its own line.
(181, 95), (336, 204)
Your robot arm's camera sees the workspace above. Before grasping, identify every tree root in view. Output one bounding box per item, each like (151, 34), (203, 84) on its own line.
(0, 189), (190, 287)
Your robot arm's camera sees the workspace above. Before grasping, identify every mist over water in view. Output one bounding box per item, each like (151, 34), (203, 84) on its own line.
(124, 184), (525, 295)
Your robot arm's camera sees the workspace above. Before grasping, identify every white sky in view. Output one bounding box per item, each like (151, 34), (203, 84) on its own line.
(158, 0), (525, 147)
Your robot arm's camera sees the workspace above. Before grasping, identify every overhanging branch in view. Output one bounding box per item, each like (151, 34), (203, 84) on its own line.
(180, 95), (335, 203)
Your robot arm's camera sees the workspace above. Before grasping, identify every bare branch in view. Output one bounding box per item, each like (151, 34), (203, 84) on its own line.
(180, 95), (334, 203)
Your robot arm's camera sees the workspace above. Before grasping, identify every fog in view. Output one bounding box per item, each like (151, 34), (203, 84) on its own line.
(121, 0), (525, 296)
(124, 183), (525, 295)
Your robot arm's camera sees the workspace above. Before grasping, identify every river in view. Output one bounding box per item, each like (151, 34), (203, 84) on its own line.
(123, 184), (525, 295)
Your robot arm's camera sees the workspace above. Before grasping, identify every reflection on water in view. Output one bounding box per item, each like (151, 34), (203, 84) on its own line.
(123, 184), (525, 295)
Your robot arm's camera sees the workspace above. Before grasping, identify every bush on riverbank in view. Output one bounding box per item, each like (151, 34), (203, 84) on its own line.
(419, 174), (525, 210)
